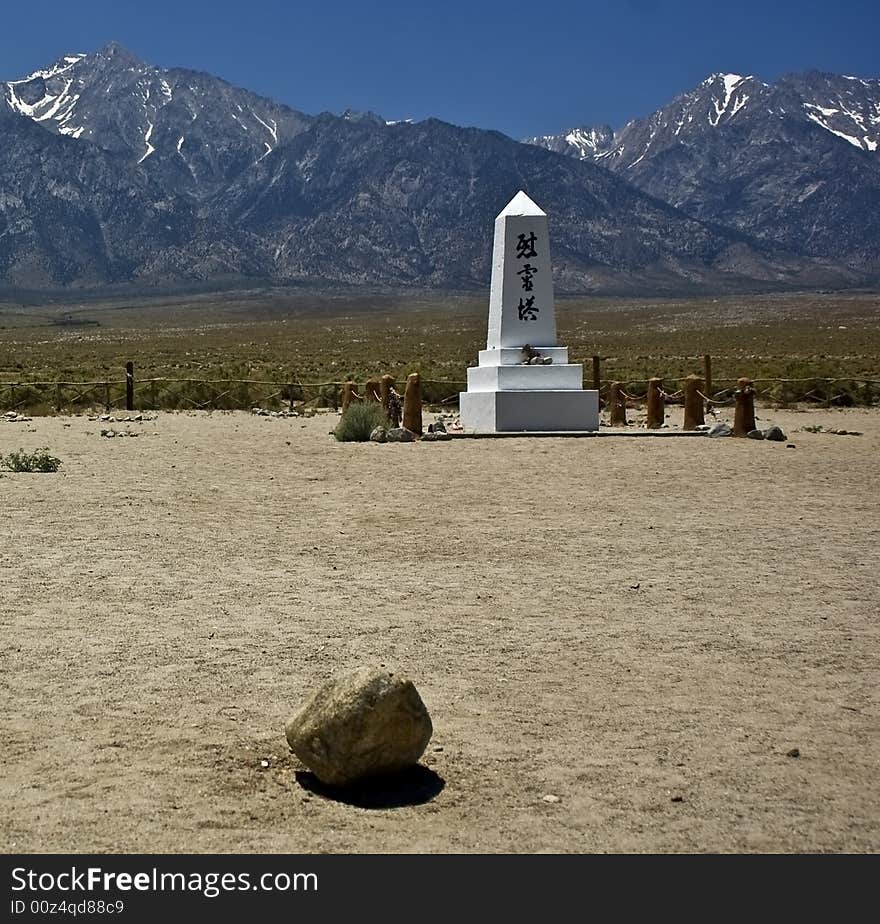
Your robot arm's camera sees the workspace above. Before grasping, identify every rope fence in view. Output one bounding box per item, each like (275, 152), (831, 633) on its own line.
(0, 374), (469, 415)
(0, 354), (878, 416)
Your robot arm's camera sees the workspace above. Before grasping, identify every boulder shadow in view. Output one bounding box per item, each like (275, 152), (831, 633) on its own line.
(295, 765), (445, 809)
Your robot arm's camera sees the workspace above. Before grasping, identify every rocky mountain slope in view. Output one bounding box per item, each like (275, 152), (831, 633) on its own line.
(526, 71), (880, 274)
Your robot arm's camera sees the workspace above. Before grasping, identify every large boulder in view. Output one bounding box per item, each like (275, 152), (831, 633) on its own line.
(285, 667), (433, 786)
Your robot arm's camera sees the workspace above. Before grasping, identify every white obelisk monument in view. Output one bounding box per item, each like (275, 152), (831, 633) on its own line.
(459, 191), (599, 433)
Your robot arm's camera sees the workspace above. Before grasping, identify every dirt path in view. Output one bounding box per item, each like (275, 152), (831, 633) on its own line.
(1, 406), (878, 853)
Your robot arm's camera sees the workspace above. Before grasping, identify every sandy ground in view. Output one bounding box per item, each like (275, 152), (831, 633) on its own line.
(1, 405), (878, 854)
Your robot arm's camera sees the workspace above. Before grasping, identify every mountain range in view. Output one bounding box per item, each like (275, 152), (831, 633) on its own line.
(526, 71), (880, 276)
(1, 44), (878, 294)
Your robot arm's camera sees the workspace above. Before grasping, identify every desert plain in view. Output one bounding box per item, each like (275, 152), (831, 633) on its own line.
(1, 404), (878, 853)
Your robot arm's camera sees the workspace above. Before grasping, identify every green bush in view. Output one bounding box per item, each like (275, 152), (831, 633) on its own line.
(1, 447), (63, 473)
(333, 402), (388, 442)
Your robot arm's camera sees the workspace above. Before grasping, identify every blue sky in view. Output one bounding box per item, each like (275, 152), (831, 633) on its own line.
(1, 0), (877, 138)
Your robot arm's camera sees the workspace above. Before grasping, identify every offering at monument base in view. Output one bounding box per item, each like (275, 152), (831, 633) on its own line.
(459, 191), (599, 433)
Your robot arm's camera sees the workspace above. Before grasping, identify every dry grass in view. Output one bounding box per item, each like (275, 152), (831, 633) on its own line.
(1, 290), (878, 401)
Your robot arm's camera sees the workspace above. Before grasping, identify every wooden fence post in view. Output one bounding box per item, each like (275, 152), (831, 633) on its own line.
(683, 374), (705, 430)
(733, 377), (756, 437)
(125, 361), (134, 411)
(646, 377), (664, 429)
(403, 372), (422, 435)
(703, 354), (712, 402)
(608, 382), (627, 426)
(342, 381), (358, 412)
(592, 356), (601, 392)
(365, 378), (381, 402)
(104, 382), (111, 412)
(55, 382), (63, 414)
(380, 374), (395, 417)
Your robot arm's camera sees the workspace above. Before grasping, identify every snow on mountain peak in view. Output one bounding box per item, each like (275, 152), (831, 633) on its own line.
(722, 73), (744, 91)
(526, 68), (880, 173)
(8, 52), (86, 88)
(5, 53), (88, 126)
(562, 126), (614, 157)
(707, 73), (754, 126)
(3, 46), (306, 177)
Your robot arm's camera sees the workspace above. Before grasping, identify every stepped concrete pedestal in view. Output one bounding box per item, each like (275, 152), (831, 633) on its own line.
(459, 191), (599, 433)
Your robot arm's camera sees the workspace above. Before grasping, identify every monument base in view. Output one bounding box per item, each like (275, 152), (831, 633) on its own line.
(459, 390), (599, 433)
